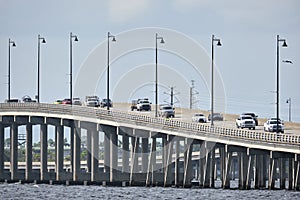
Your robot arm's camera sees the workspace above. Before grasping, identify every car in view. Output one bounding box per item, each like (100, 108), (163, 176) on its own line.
(268, 117), (284, 125)
(22, 95), (36, 103)
(242, 112), (258, 126)
(72, 97), (82, 106)
(192, 113), (207, 123)
(100, 98), (113, 108)
(62, 98), (72, 105)
(264, 119), (284, 133)
(54, 100), (63, 104)
(158, 105), (175, 118)
(208, 113), (223, 121)
(236, 115), (256, 130)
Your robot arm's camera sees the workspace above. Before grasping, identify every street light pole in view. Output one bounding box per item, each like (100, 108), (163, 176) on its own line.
(276, 35), (288, 133)
(155, 33), (165, 117)
(37, 34), (46, 103)
(8, 38), (16, 101)
(107, 32), (116, 110)
(211, 34), (222, 126)
(286, 97), (291, 122)
(70, 32), (78, 105)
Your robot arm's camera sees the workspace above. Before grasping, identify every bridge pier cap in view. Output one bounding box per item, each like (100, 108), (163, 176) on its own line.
(73, 27), (226, 173)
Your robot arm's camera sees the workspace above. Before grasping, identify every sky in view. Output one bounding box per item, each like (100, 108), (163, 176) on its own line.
(0, 0), (300, 122)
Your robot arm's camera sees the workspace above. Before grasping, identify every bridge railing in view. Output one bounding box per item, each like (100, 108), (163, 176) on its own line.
(0, 103), (300, 146)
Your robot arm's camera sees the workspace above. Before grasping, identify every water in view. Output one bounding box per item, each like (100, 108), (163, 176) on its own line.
(1, 183), (300, 200)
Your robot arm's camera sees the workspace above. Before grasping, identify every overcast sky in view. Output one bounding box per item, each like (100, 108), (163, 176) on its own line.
(0, 0), (299, 122)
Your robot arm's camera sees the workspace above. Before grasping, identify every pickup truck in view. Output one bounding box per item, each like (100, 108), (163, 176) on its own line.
(192, 113), (207, 123)
(264, 119), (284, 133)
(131, 98), (151, 111)
(236, 115), (256, 130)
(85, 95), (100, 107)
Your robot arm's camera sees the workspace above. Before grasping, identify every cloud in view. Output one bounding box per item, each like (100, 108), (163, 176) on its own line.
(108, 0), (150, 23)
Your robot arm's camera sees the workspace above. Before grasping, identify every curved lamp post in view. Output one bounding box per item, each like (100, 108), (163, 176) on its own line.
(211, 34), (222, 126)
(107, 32), (116, 110)
(70, 32), (79, 105)
(155, 33), (165, 117)
(37, 34), (46, 103)
(276, 35), (288, 133)
(8, 38), (16, 101)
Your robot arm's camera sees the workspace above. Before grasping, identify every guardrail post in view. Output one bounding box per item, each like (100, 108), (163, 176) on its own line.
(25, 124), (33, 181)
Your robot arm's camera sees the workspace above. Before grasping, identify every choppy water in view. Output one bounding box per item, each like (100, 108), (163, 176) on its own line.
(1, 183), (300, 200)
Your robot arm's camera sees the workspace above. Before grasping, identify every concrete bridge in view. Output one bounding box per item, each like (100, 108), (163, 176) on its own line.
(0, 103), (300, 189)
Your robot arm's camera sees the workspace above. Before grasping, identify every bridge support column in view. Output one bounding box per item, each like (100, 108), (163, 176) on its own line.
(86, 129), (91, 173)
(174, 139), (180, 187)
(110, 127), (118, 182)
(164, 135), (174, 187)
(223, 148), (232, 189)
(210, 146), (216, 188)
(56, 125), (64, 181)
(146, 136), (156, 186)
(141, 137), (149, 174)
(70, 125), (74, 174)
(0, 124), (4, 180)
(10, 123), (18, 180)
(238, 152), (249, 189)
(288, 157), (293, 190)
(294, 155), (300, 190)
(73, 126), (81, 181)
(40, 124), (48, 181)
(122, 133), (129, 174)
(25, 124), (33, 180)
(219, 146), (225, 188)
(130, 136), (139, 185)
(91, 129), (99, 182)
(268, 157), (276, 189)
(104, 131), (110, 174)
(183, 138), (193, 187)
(255, 155), (266, 189)
(279, 158), (286, 189)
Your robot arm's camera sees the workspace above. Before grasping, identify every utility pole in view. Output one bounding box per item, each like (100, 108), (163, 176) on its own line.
(189, 80), (199, 109)
(164, 86), (179, 106)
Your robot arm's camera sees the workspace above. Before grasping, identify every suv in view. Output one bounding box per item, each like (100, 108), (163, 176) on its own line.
(192, 113), (207, 123)
(264, 119), (284, 133)
(100, 98), (113, 108)
(242, 112), (258, 126)
(72, 97), (82, 106)
(208, 113), (223, 121)
(236, 115), (256, 130)
(158, 105), (175, 118)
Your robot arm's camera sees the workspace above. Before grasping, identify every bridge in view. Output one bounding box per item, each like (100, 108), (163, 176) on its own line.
(0, 103), (300, 190)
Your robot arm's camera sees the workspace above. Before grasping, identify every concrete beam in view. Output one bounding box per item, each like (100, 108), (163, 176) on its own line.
(10, 123), (18, 180)
(25, 124), (33, 180)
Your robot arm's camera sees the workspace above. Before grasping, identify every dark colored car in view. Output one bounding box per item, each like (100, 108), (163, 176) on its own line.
(208, 113), (223, 121)
(100, 99), (113, 108)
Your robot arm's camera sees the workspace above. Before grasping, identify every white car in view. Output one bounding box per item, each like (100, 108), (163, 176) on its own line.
(192, 113), (207, 123)
(264, 119), (284, 133)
